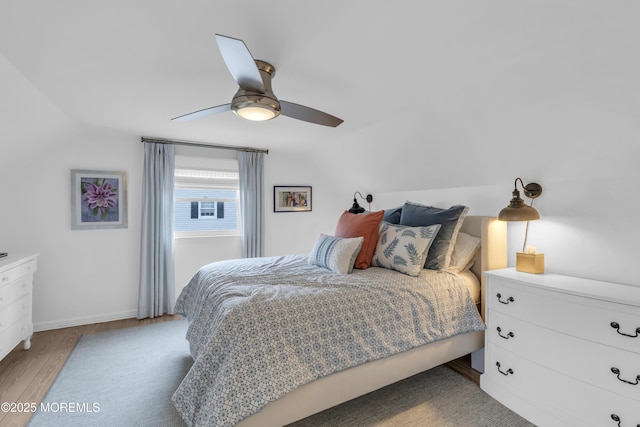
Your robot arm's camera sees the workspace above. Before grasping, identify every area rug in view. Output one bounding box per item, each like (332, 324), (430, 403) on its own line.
(28, 319), (535, 427)
(28, 320), (192, 427)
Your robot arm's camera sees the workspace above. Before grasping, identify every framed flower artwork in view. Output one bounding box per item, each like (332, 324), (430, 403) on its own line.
(70, 169), (128, 229)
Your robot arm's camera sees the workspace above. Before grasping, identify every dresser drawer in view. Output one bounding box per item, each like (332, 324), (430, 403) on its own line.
(0, 275), (32, 312)
(487, 309), (640, 400)
(0, 259), (36, 286)
(487, 275), (640, 354)
(0, 314), (30, 360)
(484, 344), (640, 427)
(0, 295), (31, 335)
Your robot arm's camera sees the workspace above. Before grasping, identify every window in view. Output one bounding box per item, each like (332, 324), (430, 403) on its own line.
(174, 168), (240, 237)
(192, 201), (220, 219)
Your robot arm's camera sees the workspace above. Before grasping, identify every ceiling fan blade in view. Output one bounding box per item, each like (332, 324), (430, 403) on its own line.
(171, 104), (232, 121)
(215, 34), (265, 93)
(280, 101), (344, 127)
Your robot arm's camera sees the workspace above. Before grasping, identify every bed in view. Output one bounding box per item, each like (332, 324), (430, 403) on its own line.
(173, 214), (506, 427)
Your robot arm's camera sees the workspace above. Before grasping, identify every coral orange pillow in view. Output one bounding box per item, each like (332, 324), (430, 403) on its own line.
(334, 210), (384, 269)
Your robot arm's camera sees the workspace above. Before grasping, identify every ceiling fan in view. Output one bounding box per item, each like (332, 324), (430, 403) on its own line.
(172, 34), (344, 127)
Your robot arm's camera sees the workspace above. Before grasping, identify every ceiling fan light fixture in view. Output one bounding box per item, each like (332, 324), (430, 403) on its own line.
(234, 105), (279, 121)
(231, 91), (281, 122)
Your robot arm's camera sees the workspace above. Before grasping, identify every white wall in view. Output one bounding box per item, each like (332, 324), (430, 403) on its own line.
(0, 53), (142, 330)
(264, 150), (352, 256)
(0, 125), (144, 330)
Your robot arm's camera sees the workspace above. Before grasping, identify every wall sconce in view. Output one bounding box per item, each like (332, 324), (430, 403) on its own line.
(498, 178), (544, 274)
(348, 192), (373, 214)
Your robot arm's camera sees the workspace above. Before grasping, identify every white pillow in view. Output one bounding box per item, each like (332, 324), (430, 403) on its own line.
(308, 234), (364, 274)
(448, 232), (481, 272)
(372, 222), (441, 276)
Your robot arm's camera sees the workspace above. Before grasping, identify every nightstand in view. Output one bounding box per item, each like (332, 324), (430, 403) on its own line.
(0, 253), (38, 361)
(481, 268), (640, 427)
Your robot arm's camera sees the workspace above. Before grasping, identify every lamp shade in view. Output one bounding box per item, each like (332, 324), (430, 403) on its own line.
(498, 204), (540, 221)
(348, 199), (365, 214)
(347, 192), (373, 214)
(498, 187), (540, 221)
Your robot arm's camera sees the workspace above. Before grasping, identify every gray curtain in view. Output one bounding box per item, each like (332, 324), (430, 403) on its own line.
(137, 142), (175, 319)
(238, 151), (264, 258)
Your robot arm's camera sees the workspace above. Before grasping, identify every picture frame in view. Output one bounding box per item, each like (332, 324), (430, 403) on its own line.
(273, 186), (312, 212)
(71, 169), (128, 229)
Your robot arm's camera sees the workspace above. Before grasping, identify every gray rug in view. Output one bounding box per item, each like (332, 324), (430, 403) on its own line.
(28, 320), (192, 427)
(29, 319), (535, 427)
(289, 365), (536, 427)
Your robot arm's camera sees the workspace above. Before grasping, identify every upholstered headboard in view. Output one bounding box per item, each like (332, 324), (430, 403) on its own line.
(459, 216), (507, 319)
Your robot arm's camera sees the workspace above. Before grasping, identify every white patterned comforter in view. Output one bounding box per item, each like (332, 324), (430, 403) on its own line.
(172, 255), (485, 427)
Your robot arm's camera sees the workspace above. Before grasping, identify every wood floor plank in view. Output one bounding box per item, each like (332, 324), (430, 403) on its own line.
(444, 354), (480, 385)
(0, 315), (181, 427)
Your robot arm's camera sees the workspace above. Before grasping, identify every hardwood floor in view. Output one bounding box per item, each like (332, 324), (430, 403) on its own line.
(445, 354), (480, 385)
(0, 315), (181, 427)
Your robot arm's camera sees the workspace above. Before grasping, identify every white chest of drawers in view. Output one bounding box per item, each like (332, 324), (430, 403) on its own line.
(481, 268), (640, 427)
(0, 253), (38, 361)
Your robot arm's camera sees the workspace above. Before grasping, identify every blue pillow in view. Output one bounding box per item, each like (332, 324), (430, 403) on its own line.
(399, 202), (469, 270)
(382, 207), (402, 224)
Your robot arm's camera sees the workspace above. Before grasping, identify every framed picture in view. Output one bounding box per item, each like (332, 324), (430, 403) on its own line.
(274, 186), (312, 212)
(71, 169), (128, 229)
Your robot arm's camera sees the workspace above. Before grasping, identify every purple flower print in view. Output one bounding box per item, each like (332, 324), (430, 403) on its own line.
(81, 178), (118, 220)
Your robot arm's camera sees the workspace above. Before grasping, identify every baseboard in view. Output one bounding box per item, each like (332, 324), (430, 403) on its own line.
(33, 309), (139, 332)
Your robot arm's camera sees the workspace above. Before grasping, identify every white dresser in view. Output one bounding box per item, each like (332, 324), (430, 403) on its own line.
(0, 253), (38, 361)
(481, 268), (640, 427)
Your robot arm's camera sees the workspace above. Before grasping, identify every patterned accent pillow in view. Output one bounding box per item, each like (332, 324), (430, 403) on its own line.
(399, 202), (469, 270)
(372, 222), (441, 276)
(308, 234), (364, 274)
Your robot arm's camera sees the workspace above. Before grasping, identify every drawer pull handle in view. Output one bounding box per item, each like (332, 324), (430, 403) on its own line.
(610, 367), (640, 385)
(611, 322), (640, 338)
(610, 413), (640, 427)
(496, 362), (514, 376)
(496, 293), (515, 304)
(496, 327), (515, 339)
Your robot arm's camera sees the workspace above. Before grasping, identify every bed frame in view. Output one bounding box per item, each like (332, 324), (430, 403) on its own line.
(237, 216), (507, 427)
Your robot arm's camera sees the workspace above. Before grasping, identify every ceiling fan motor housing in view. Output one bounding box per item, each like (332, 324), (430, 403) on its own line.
(231, 60), (281, 120)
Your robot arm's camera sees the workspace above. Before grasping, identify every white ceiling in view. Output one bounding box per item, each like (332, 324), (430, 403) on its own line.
(1, 1), (639, 190)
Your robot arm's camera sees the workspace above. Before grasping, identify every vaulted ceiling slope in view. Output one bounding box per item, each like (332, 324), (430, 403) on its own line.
(1, 1), (639, 191)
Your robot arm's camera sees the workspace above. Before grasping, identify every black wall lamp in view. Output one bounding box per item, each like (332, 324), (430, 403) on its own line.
(348, 192), (373, 214)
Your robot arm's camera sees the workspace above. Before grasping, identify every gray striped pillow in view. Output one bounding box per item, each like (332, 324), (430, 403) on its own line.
(309, 234), (364, 274)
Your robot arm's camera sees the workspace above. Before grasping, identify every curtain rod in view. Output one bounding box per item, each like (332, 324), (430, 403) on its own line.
(140, 137), (269, 154)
